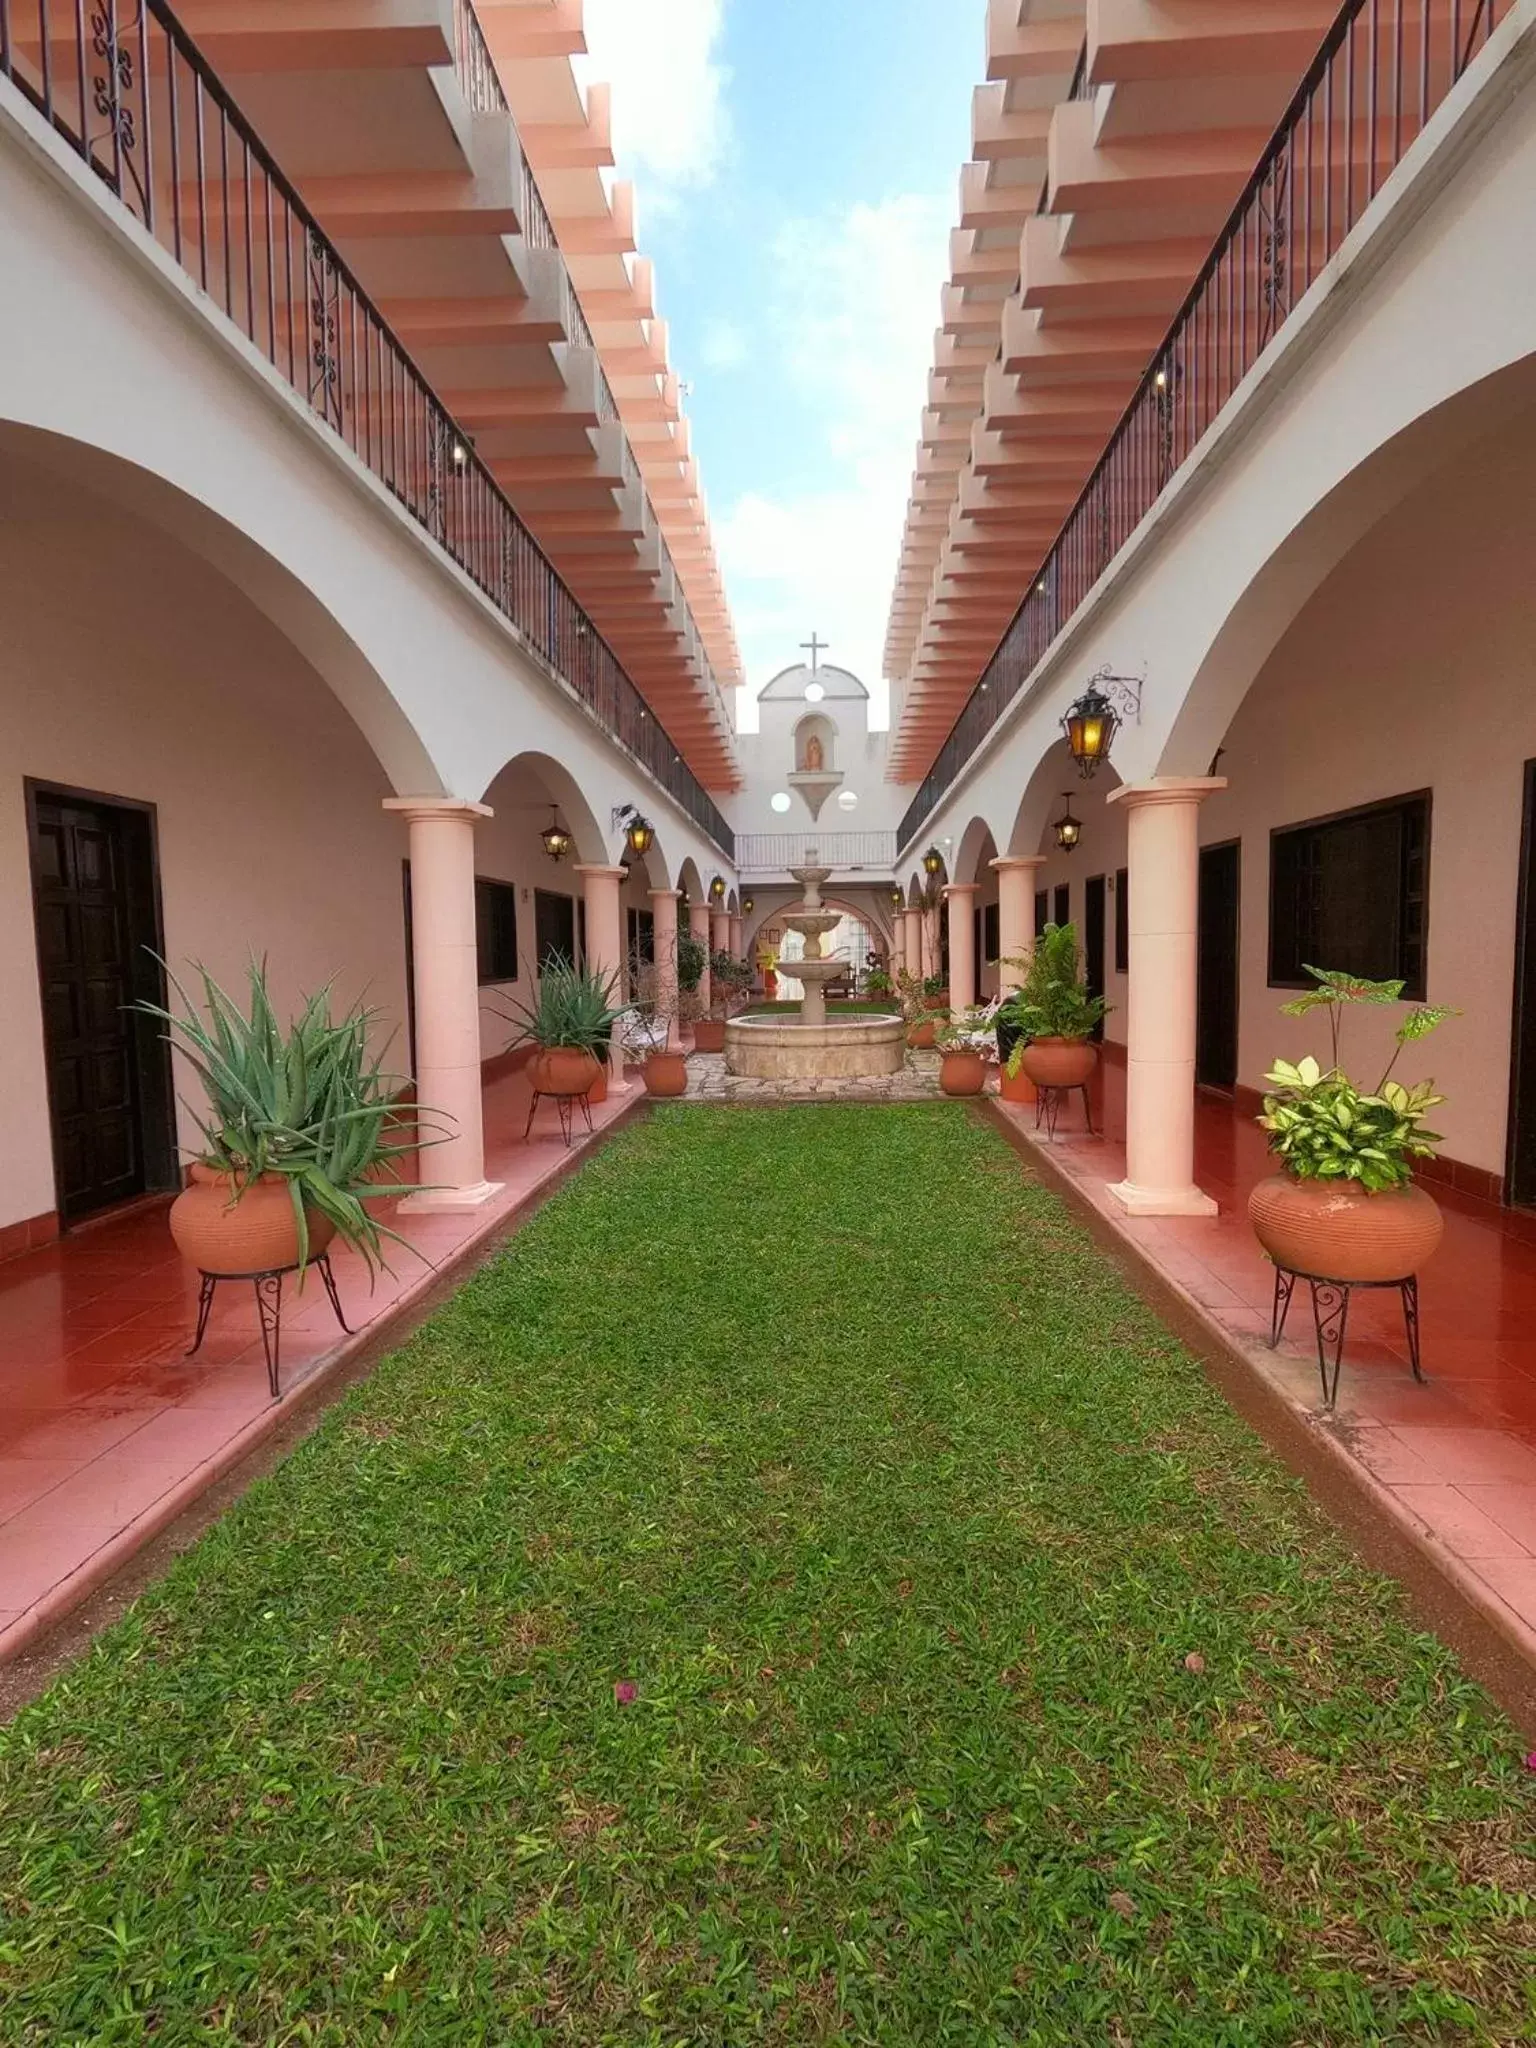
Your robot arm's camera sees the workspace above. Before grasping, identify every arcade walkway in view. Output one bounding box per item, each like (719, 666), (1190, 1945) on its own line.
(0, 1103), (1529, 2041)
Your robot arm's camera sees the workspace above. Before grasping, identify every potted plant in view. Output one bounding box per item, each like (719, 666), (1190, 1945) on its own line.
(993, 957), (1035, 1103)
(864, 965), (895, 1006)
(935, 1006), (993, 1097)
(499, 957), (620, 1103)
(921, 973), (950, 1013)
(626, 956), (689, 1097)
(893, 966), (939, 1048)
(1002, 923), (1107, 1089)
(695, 950), (751, 1051)
(1250, 967), (1454, 1282)
(140, 959), (433, 1280)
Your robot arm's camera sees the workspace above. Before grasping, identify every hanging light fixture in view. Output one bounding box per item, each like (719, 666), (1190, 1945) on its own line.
(1061, 667), (1144, 779)
(540, 807), (573, 862)
(1051, 792), (1083, 854)
(890, 888), (903, 909)
(613, 805), (655, 860)
(922, 846), (944, 878)
(743, 895), (754, 916)
(710, 875), (726, 903)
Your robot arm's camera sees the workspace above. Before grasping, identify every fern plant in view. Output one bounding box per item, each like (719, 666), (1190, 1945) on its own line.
(998, 923), (1108, 1074)
(139, 959), (437, 1273)
(1257, 966), (1456, 1192)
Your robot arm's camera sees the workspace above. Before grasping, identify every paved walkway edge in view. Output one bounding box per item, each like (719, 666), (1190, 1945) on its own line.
(980, 1101), (1536, 1739)
(0, 1094), (651, 1671)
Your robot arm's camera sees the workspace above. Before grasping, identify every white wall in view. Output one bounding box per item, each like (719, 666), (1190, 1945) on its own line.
(0, 465), (409, 1231)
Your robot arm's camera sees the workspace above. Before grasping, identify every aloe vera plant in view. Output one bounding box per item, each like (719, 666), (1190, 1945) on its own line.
(139, 959), (438, 1273)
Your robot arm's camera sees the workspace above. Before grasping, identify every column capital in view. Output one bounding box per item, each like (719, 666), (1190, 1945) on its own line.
(1106, 776), (1226, 811)
(943, 881), (980, 899)
(574, 864), (629, 882)
(648, 887), (681, 903)
(990, 854), (1046, 873)
(383, 795), (493, 824)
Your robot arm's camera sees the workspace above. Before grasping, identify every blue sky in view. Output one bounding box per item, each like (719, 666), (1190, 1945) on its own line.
(579, 0), (980, 726)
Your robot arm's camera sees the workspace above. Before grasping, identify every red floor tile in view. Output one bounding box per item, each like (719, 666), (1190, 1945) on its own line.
(1391, 1484), (1533, 1559)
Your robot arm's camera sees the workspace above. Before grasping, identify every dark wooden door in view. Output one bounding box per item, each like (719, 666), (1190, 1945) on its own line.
(1196, 840), (1241, 1091)
(28, 790), (170, 1220)
(1053, 882), (1070, 929)
(1084, 874), (1106, 1043)
(1507, 763), (1536, 1205)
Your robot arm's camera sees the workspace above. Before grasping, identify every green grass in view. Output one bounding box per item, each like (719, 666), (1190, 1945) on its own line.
(2, 1105), (1533, 2045)
(743, 1001), (897, 1017)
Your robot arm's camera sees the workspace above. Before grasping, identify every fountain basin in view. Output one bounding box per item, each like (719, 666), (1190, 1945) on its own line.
(724, 1013), (906, 1081)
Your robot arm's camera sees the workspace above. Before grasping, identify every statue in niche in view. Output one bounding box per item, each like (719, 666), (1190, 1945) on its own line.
(803, 733), (824, 772)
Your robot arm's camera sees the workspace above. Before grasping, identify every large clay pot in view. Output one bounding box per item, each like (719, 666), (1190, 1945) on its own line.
(923, 992), (950, 1012)
(643, 1049), (689, 1097)
(529, 1047), (601, 1099)
(170, 1165), (336, 1276)
(999, 1063), (1037, 1105)
(907, 1018), (938, 1050)
(692, 1018), (727, 1053)
(588, 1063), (608, 1106)
(939, 1049), (987, 1098)
(1249, 1174), (1444, 1282)
(1020, 1036), (1097, 1089)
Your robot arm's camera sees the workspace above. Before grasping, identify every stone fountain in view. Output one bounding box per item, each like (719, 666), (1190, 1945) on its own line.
(723, 852), (906, 1081)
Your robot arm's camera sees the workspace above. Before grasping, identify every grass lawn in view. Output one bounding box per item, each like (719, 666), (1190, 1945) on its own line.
(744, 1001), (897, 1017)
(2, 1104), (1533, 2044)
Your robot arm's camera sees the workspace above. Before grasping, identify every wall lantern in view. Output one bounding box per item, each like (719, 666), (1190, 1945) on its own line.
(890, 888), (903, 909)
(710, 875), (726, 903)
(1061, 666), (1143, 779)
(1052, 793), (1083, 854)
(922, 846), (944, 878)
(540, 808), (573, 862)
(613, 804), (655, 860)
(743, 895), (755, 916)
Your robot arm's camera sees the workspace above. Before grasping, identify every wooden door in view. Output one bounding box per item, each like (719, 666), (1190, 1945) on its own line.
(1084, 875), (1106, 1043)
(27, 788), (171, 1220)
(1507, 763), (1536, 1205)
(1196, 840), (1241, 1091)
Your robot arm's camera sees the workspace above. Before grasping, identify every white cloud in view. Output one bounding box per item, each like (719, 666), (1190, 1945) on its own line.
(717, 193), (953, 728)
(578, 0), (730, 203)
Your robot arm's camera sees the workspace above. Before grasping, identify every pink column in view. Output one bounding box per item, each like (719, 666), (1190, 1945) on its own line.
(902, 908), (922, 979)
(728, 913), (743, 957)
(689, 901), (712, 1016)
(991, 855), (1045, 996)
(383, 797), (502, 1210)
(920, 906), (939, 983)
(576, 863), (629, 1092)
(650, 889), (680, 1047)
(945, 883), (979, 1010)
(1105, 777), (1226, 1217)
(711, 908), (731, 956)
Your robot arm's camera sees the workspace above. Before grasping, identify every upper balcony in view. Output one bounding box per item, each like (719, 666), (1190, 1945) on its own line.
(895, 0), (1515, 847)
(0, 0), (734, 852)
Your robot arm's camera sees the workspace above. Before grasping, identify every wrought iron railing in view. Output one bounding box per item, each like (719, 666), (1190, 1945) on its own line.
(0, 0), (734, 857)
(452, 0), (508, 117)
(736, 831), (899, 874)
(898, 0), (1510, 851)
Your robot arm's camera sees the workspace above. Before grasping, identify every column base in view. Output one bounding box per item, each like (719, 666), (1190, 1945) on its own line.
(399, 1180), (505, 1214)
(1106, 1178), (1219, 1218)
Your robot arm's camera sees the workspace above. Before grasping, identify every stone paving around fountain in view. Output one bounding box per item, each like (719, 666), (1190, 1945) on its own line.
(685, 1049), (943, 1103)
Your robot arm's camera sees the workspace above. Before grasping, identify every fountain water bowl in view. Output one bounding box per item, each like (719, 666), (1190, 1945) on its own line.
(724, 857), (906, 1081)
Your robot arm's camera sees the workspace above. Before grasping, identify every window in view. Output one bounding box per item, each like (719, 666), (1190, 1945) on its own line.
(626, 905), (655, 967)
(475, 877), (518, 984)
(1053, 882), (1070, 928)
(1115, 868), (1129, 973)
(534, 888), (577, 974)
(1034, 889), (1048, 938)
(1269, 793), (1429, 997)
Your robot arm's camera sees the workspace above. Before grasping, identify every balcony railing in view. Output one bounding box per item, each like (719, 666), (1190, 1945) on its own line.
(0, 0), (734, 859)
(736, 831), (899, 874)
(452, 0), (508, 117)
(899, 0), (1511, 852)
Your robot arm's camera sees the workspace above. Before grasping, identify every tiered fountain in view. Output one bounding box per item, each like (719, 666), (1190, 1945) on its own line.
(724, 856), (906, 1081)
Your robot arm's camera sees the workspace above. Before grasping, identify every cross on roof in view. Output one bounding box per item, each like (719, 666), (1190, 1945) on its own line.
(799, 631), (828, 673)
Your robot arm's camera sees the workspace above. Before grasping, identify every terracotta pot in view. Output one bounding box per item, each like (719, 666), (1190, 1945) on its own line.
(923, 992), (950, 1012)
(170, 1165), (336, 1277)
(999, 1063), (1037, 1105)
(1249, 1174), (1443, 1283)
(907, 1018), (938, 1049)
(643, 1049), (689, 1097)
(1020, 1036), (1097, 1089)
(588, 1064), (608, 1106)
(529, 1047), (601, 1099)
(692, 1018), (727, 1053)
(939, 1049), (987, 1097)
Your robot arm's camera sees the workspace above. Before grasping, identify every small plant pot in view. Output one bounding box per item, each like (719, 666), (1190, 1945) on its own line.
(643, 1049), (689, 1097)
(529, 1047), (602, 1099)
(692, 1018), (727, 1053)
(998, 1064), (1037, 1104)
(939, 1049), (987, 1097)
(923, 992), (950, 1012)
(170, 1165), (336, 1276)
(1248, 1175), (1444, 1282)
(1020, 1037), (1097, 1089)
(907, 1018), (938, 1050)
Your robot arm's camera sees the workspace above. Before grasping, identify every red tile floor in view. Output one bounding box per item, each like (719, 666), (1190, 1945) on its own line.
(997, 1060), (1536, 1665)
(0, 1063), (639, 1660)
